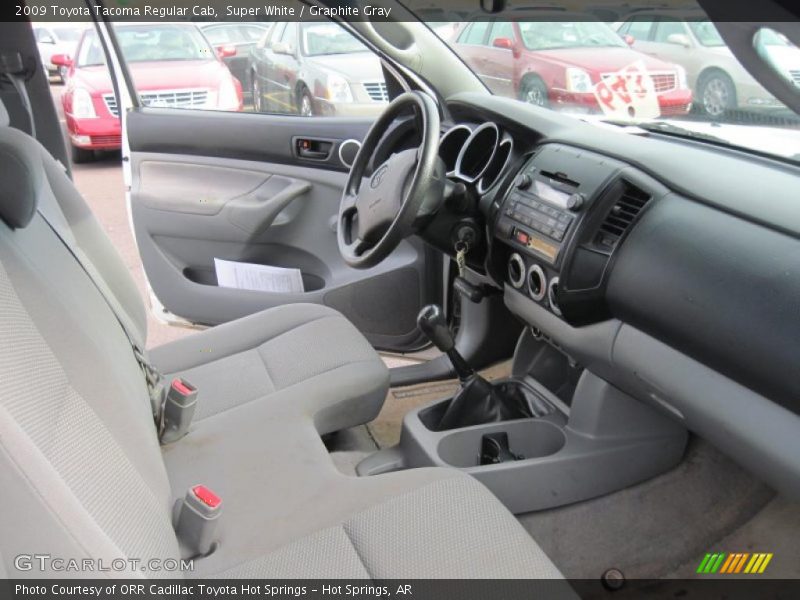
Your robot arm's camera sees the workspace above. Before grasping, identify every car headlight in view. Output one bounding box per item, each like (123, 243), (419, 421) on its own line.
(565, 68), (593, 93)
(71, 87), (97, 119)
(326, 73), (353, 103)
(675, 65), (688, 89)
(217, 76), (240, 111)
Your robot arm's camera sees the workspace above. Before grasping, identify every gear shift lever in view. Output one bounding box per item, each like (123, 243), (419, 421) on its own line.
(417, 304), (535, 430)
(417, 305), (474, 381)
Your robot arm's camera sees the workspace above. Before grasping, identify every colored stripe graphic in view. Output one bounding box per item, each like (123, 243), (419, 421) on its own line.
(758, 553), (773, 573)
(719, 553), (736, 573)
(699, 552), (774, 574)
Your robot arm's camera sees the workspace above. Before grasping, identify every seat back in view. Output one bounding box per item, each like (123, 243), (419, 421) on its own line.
(0, 106), (181, 577)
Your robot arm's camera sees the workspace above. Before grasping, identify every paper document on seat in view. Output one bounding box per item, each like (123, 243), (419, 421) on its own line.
(214, 258), (305, 293)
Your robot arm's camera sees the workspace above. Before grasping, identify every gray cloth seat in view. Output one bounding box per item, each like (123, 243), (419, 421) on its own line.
(0, 101), (568, 582)
(150, 303), (388, 434)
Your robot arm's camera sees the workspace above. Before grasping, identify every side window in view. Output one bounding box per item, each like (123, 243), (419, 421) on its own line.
(256, 27), (272, 49)
(280, 22), (298, 49)
(623, 20), (655, 42)
(654, 21), (687, 43)
(202, 25), (241, 45)
(490, 22), (515, 43)
(460, 22), (490, 45)
(35, 28), (54, 43)
(241, 25), (267, 42)
(269, 23), (287, 47)
(111, 15), (387, 118)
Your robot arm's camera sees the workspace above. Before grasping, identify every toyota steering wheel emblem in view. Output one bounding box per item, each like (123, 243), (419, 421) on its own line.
(370, 164), (389, 189)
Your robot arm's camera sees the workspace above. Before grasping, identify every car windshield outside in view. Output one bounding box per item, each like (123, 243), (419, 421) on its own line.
(427, 7), (800, 163)
(302, 23), (368, 56)
(519, 21), (627, 50)
(78, 25), (214, 67)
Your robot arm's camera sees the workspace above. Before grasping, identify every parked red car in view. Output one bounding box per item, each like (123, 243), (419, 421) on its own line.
(453, 18), (693, 118)
(56, 23), (243, 162)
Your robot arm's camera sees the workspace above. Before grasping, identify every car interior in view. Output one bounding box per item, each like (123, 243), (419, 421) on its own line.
(1, 0), (800, 593)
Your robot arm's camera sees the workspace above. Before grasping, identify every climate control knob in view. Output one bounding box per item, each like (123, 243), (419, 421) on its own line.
(567, 193), (585, 211)
(515, 173), (532, 190)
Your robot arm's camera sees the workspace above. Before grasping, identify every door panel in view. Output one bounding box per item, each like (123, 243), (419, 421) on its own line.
(127, 109), (437, 351)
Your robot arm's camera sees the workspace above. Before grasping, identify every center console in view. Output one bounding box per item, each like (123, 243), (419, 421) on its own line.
(356, 142), (687, 514)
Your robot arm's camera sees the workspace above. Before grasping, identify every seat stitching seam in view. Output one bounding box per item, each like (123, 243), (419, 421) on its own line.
(340, 521), (373, 579)
(189, 359), (384, 423)
(161, 314), (339, 372)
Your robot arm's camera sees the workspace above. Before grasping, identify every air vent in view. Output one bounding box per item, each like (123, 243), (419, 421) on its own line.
(597, 182), (651, 250)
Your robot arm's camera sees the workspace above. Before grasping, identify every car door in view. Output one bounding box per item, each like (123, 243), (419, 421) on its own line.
(453, 22), (493, 88)
(269, 22), (301, 114)
(483, 21), (517, 98)
(618, 19), (658, 55)
(252, 23), (285, 112)
(643, 20), (694, 64)
(98, 20), (440, 352)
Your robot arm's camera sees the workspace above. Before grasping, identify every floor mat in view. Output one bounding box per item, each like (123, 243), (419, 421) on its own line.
(366, 360), (513, 449)
(517, 437), (775, 580)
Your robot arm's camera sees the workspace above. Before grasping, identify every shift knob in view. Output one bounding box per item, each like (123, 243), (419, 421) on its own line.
(417, 304), (455, 352)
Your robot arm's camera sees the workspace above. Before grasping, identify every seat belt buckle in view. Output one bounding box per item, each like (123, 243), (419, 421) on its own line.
(173, 485), (222, 558)
(160, 378), (198, 444)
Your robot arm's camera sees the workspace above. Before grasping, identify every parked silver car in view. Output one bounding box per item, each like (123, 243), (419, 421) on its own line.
(616, 14), (797, 118)
(248, 22), (388, 117)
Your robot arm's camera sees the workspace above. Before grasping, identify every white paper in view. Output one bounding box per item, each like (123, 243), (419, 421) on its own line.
(214, 258), (305, 294)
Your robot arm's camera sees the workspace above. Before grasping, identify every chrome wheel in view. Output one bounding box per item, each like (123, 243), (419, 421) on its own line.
(252, 76), (262, 113)
(521, 79), (548, 107)
(701, 75), (734, 118)
(299, 92), (313, 117)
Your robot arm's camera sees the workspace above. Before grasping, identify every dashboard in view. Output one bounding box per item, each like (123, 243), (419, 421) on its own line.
(418, 93), (800, 498)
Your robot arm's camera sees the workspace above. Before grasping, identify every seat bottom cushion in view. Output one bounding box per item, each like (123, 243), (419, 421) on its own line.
(150, 303), (389, 434)
(207, 475), (567, 580)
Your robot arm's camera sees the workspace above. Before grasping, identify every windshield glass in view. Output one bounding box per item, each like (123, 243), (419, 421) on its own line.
(423, 4), (800, 163)
(302, 23), (368, 56)
(79, 25), (213, 67)
(519, 21), (627, 50)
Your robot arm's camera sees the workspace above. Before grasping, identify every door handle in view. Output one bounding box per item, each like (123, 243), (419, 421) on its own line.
(294, 137), (333, 160)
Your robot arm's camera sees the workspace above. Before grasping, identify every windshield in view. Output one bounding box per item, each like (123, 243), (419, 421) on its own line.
(519, 21), (627, 50)
(426, 6), (800, 163)
(302, 23), (368, 56)
(78, 25), (214, 67)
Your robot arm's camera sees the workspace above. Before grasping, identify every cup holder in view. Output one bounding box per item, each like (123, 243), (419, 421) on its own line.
(437, 420), (566, 468)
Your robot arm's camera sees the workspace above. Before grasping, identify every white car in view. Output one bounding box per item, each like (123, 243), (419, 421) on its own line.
(616, 16), (799, 118)
(32, 23), (87, 83)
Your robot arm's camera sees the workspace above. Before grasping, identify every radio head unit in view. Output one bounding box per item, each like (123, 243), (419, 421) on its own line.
(498, 165), (583, 264)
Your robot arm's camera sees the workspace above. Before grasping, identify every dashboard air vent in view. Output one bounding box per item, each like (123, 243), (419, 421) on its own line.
(597, 182), (651, 249)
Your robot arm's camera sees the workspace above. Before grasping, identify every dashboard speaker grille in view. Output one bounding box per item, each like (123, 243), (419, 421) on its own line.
(598, 182), (651, 249)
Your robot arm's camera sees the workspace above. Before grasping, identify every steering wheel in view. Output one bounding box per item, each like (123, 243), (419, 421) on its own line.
(337, 91), (445, 269)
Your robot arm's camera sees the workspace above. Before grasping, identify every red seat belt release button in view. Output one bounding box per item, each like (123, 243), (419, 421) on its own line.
(173, 484), (222, 557)
(161, 378), (198, 444)
(192, 485), (222, 509)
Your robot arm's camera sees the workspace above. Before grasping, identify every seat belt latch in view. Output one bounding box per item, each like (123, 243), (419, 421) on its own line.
(160, 378), (198, 444)
(173, 485), (222, 557)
